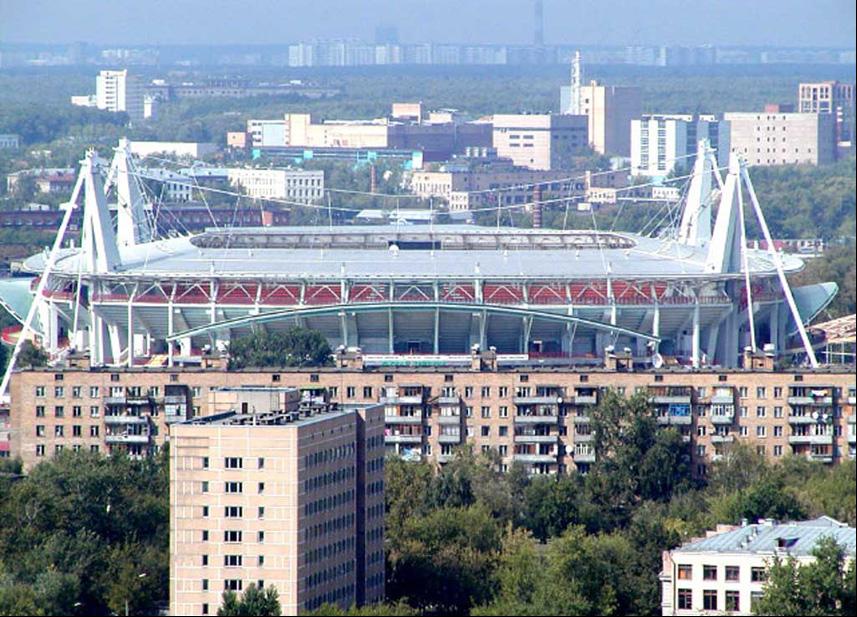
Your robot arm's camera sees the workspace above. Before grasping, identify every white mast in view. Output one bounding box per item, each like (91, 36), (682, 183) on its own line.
(81, 151), (121, 273)
(678, 139), (721, 246)
(105, 138), (153, 248)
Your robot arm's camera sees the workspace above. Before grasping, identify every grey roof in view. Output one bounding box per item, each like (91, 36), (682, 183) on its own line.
(675, 517), (856, 557)
(25, 225), (804, 282)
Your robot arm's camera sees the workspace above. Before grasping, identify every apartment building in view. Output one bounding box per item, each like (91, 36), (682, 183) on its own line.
(660, 516), (855, 615)
(492, 114), (588, 170)
(631, 114), (730, 178)
(798, 80), (854, 150)
(227, 168), (324, 202)
(96, 69), (145, 122)
(723, 111), (836, 166)
(169, 393), (385, 616)
(8, 351), (855, 475)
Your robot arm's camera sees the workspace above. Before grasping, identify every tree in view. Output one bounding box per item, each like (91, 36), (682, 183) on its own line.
(307, 601), (418, 615)
(16, 340), (48, 368)
(227, 327), (332, 369)
(217, 584), (281, 616)
(753, 536), (856, 616)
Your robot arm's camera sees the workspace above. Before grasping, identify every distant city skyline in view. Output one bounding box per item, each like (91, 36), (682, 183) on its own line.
(0, 0), (855, 48)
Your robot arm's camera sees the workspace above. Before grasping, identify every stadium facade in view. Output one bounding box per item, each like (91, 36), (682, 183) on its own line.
(0, 140), (837, 384)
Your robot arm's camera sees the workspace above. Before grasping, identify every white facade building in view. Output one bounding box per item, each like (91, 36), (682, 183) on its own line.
(0, 134), (19, 149)
(95, 70), (144, 122)
(128, 141), (218, 159)
(227, 168), (324, 202)
(631, 114), (730, 178)
(661, 516), (855, 616)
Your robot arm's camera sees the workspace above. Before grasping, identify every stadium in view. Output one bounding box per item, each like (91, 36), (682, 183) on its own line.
(0, 140), (837, 382)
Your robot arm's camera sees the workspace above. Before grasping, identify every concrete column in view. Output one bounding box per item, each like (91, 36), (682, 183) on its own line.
(691, 301), (701, 368)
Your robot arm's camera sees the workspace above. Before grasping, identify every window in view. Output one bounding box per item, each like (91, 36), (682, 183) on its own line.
(751, 567), (767, 582)
(751, 591), (764, 610)
(703, 590), (718, 611)
(224, 555), (243, 567)
(224, 530), (242, 543)
(202, 456), (209, 469)
(258, 506), (265, 519)
(258, 457), (265, 469)
(677, 589), (692, 610)
(224, 579), (242, 592)
(202, 530), (209, 541)
(201, 481), (209, 493)
(202, 554), (208, 566)
(677, 564), (692, 580)
(703, 565), (717, 580)
(725, 590), (740, 612)
(258, 482), (265, 494)
(202, 579), (209, 591)
(225, 506), (243, 518)
(225, 457), (243, 469)
(725, 565), (740, 581)
(225, 482), (243, 494)
(35, 405), (45, 417)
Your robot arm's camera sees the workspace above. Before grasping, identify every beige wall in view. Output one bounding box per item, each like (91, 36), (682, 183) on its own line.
(492, 114), (588, 170)
(579, 82), (642, 156)
(724, 112), (836, 166)
(10, 366), (855, 475)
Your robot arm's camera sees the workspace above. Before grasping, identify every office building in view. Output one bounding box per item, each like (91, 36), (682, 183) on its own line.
(660, 516), (855, 615)
(563, 80), (641, 157)
(492, 114), (588, 170)
(169, 389), (385, 615)
(96, 70), (145, 122)
(724, 111), (836, 166)
(798, 81), (854, 152)
(631, 115), (731, 178)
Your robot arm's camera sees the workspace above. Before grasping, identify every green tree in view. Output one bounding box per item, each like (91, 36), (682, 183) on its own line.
(753, 536), (856, 616)
(308, 601), (418, 615)
(16, 340), (48, 368)
(217, 584), (281, 616)
(227, 327), (332, 369)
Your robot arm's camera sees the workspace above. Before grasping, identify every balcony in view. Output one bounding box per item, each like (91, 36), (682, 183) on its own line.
(787, 395), (833, 406)
(513, 395), (563, 406)
(437, 414), (462, 425)
(788, 414), (832, 425)
(514, 414), (560, 424)
(573, 393), (598, 406)
(382, 392), (425, 405)
(847, 394), (856, 406)
(104, 414), (148, 425)
(514, 453), (559, 464)
(385, 433), (423, 444)
(164, 394), (188, 404)
(105, 433), (151, 444)
(574, 451), (596, 463)
(125, 395), (152, 406)
(649, 388), (693, 405)
(574, 433), (593, 443)
(437, 396), (460, 405)
(384, 414), (424, 425)
(438, 433), (462, 444)
(710, 412), (735, 425)
(788, 434), (834, 445)
(710, 393), (735, 405)
(808, 452), (834, 464)
(710, 434), (735, 444)
(656, 414), (693, 426)
(514, 433), (559, 444)
(437, 453), (454, 464)
(103, 395), (126, 405)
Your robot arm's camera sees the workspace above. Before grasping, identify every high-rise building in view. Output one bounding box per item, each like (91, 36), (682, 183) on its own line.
(95, 69), (145, 123)
(724, 111), (836, 166)
(631, 114), (731, 178)
(563, 64), (642, 156)
(169, 390), (385, 616)
(798, 81), (854, 153)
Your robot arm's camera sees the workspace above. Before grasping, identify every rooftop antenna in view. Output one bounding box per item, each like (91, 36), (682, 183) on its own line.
(570, 50), (583, 115)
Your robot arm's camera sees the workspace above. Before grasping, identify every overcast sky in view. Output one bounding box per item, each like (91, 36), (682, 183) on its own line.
(1, 0), (854, 48)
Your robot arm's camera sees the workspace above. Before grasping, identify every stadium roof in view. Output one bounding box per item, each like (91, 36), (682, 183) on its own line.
(26, 225), (803, 282)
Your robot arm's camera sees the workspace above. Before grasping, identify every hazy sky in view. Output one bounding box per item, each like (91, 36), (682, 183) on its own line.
(1, 0), (855, 47)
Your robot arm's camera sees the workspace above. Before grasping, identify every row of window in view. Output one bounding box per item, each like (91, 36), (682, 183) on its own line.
(677, 588), (762, 612)
(677, 563), (767, 582)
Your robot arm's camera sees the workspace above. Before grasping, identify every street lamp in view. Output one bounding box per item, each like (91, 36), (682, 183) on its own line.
(125, 573), (147, 617)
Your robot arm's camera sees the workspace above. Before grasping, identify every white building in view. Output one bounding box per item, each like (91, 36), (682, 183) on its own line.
(138, 169), (193, 202)
(128, 141), (218, 159)
(631, 115), (730, 178)
(227, 168), (324, 203)
(95, 70), (144, 122)
(0, 134), (19, 150)
(661, 516), (855, 616)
